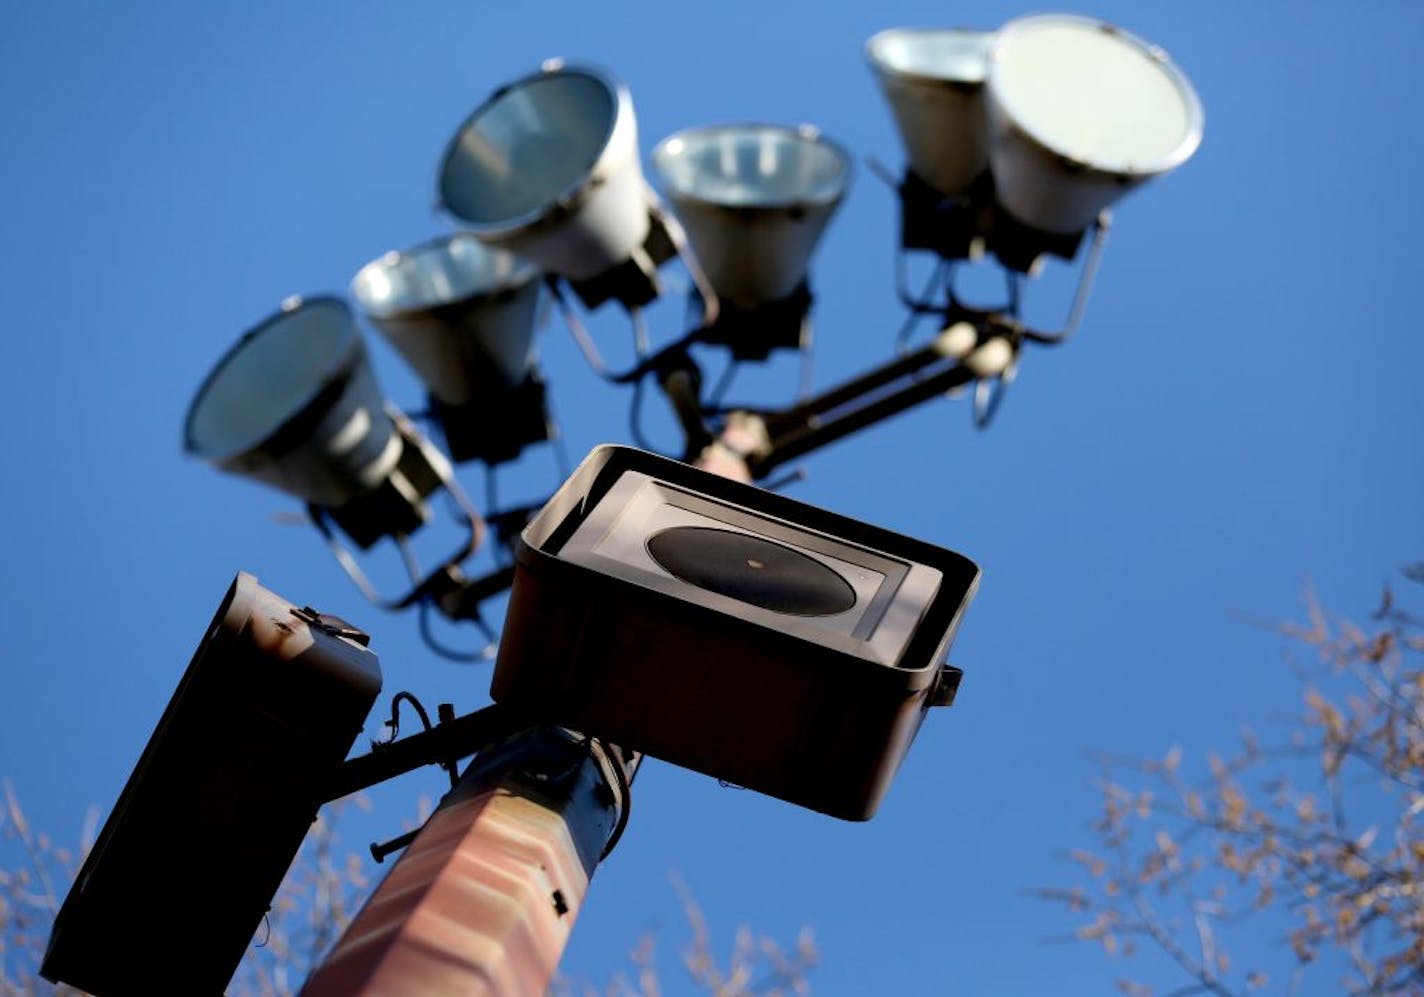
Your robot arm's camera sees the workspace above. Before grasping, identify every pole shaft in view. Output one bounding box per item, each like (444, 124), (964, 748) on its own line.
(300, 730), (632, 997)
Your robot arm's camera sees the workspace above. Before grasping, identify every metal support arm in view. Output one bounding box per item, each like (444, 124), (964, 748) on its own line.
(300, 729), (639, 997)
(321, 703), (530, 803)
(750, 319), (1015, 478)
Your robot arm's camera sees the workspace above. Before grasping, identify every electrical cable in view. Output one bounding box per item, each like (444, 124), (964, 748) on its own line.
(895, 259), (948, 355)
(630, 306), (651, 359)
(417, 599), (497, 665)
(482, 467), (508, 567)
(864, 155), (899, 190)
(383, 690), (435, 741)
(796, 334), (815, 402)
(547, 277), (609, 375)
(539, 389), (573, 481)
(596, 741), (635, 860)
(1021, 212), (1112, 344)
(706, 354), (740, 410)
(627, 375), (657, 452)
(972, 375), (1011, 429)
(381, 691), (461, 790)
(395, 534), (423, 589)
(308, 506), (383, 605)
(550, 425), (572, 481)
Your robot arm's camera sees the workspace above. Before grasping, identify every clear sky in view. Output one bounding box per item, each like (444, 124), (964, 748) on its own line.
(3, 2), (1423, 994)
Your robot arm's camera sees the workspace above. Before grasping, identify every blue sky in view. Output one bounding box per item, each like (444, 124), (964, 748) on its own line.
(3, 2), (1423, 994)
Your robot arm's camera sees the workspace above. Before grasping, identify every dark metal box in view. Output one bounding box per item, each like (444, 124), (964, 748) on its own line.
(42, 573), (381, 996)
(491, 446), (978, 820)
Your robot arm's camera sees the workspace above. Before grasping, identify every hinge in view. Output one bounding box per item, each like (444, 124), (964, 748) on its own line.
(291, 606), (371, 647)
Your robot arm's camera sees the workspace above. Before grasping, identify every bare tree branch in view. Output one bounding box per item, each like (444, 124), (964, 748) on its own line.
(1044, 572), (1424, 996)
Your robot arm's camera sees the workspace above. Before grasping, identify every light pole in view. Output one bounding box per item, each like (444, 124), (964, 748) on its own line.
(42, 13), (1203, 996)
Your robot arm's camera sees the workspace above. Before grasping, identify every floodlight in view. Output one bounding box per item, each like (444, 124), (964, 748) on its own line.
(185, 296), (454, 548)
(351, 235), (541, 402)
(984, 14), (1204, 236)
(866, 28), (995, 199)
(492, 446), (979, 820)
(651, 124), (850, 309)
(351, 235), (551, 465)
(42, 572), (381, 996)
(437, 61), (676, 309)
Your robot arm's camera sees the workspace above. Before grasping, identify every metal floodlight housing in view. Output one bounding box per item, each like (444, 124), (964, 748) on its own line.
(185, 296), (455, 547)
(185, 296), (401, 510)
(866, 27), (996, 198)
(651, 123), (850, 309)
(351, 233), (543, 403)
(437, 61), (675, 308)
(42, 573), (381, 995)
(984, 14), (1204, 235)
(491, 446), (979, 820)
(351, 235), (551, 465)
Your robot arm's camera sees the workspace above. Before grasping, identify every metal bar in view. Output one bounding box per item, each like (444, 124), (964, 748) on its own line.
(659, 365), (714, 459)
(762, 340), (944, 436)
(300, 729), (636, 997)
(320, 704), (528, 803)
(753, 360), (976, 477)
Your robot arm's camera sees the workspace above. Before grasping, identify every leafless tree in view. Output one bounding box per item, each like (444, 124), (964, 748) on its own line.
(1043, 568), (1424, 996)
(552, 874), (817, 997)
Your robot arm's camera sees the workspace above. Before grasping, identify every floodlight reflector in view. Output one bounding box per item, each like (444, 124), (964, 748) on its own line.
(985, 14), (1204, 234)
(351, 234), (542, 404)
(866, 28), (995, 197)
(436, 64), (653, 283)
(185, 296), (400, 509)
(651, 124), (850, 307)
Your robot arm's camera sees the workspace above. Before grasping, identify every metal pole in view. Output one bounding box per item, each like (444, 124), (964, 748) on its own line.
(301, 445), (749, 997)
(300, 729), (636, 997)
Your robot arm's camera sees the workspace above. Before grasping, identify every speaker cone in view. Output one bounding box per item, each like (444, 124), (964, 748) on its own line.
(646, 526), (856, 617)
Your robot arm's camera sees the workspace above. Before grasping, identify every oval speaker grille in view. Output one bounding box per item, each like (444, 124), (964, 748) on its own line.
(646, 526), (856, 617)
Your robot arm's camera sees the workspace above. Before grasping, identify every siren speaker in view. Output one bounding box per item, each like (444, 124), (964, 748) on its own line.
(351, 234), (542, 405)
(866, 28), (995, 198)
(984, 14), (1204, 235)
(492, 446), (979, 820)
(41, 573), (381, 995)
(651, 124), (850, 308)
(437, 63), (653, 283)
(185, 297), (402, 509)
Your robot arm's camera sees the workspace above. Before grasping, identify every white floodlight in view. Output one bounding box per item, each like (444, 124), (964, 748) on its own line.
(866, 28), (995, 198)
(984, 14), (1204, 235)
(651, 123), (850, 310)
(351, 236), (551, 465)
(351, 235), (542, 404)
(186, 296), (400, 509)
(185, 297), (453, 548)
(437, 62), (674, 308)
